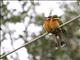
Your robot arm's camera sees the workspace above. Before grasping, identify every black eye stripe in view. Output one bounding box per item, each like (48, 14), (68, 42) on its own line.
(47, 16), (52, 18)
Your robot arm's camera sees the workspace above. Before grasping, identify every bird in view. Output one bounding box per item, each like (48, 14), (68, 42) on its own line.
(43, 16), (52, 33)
(43, 15), (65, 47)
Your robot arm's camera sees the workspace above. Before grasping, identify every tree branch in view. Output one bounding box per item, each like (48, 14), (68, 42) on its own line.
(0, 15), (80, 59)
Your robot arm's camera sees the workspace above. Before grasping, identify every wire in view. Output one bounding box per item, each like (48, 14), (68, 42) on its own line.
(0, 32), (48, 59)
(0, 15), (80, 59)
(59, 15), (80, 28)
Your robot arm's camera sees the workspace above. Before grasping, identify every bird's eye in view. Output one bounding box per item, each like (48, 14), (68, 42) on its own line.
(48, 16), (52, 18)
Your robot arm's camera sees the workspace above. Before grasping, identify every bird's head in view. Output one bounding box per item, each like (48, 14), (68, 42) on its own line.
(46, 16), (52, 20)
(52, 15), (59, 18)
(52, 15), (60, 20)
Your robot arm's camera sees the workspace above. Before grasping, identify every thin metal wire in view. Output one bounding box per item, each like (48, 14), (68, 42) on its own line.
(0, 32), (48, 59)
(0, 15), (80, 59)
(59, 15), (80, 28)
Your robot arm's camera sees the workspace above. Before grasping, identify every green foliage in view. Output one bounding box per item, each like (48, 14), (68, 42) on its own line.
(77, 0), (80, 5)
(75, 30), (80, 38)
(35, 14), (45, 25)
(9, 16), (21, 23)
(0, 2), (29, 24)
(1, 1), (80, 60)
(60, 2), (80, 60)
(0, 53), (8, 60)
(26, 1), (80, 60)
(27, 37), (49, 55)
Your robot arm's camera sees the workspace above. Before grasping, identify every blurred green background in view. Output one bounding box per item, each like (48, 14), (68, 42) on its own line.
(0, 0), (80, 60)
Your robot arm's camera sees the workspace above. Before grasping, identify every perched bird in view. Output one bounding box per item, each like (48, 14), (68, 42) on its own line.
(43, 16), (52, 33)
(43, 15), (65, 47)
(50, 15), (60, 32)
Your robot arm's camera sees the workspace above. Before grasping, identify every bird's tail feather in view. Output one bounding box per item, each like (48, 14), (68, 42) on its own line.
(53, 28), (66, 48)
